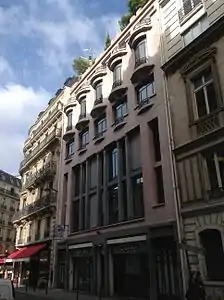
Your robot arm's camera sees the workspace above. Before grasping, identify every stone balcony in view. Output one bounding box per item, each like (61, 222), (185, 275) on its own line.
(129, 17), (152, 48)
(108, 42), (127, 71)
(90, 65), (107, 87)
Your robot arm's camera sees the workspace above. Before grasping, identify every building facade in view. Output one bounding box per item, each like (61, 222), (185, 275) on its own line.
(0, 170), (20, 256)
(55, 1), (183, 299)
(160, 0), (224, 298)
(11, 80), (74, 288)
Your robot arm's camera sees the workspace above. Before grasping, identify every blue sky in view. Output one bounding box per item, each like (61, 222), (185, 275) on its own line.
(0, 0), (127, 175)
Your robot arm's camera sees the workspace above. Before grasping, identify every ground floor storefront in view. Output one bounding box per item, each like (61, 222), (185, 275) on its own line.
(6, 242), (50, 288)
(56, 224), (182, 300)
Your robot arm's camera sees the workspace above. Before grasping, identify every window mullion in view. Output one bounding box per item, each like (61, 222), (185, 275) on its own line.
(214, 153), (222, 188)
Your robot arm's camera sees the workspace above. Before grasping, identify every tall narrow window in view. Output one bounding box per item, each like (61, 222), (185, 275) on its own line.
(113, 63), (122, 88)
(108, 185), (119, 224)
(80, 130), (89, 149)
(80, 98), (86, 115)
(114, 100), (127, 124)
(191, 66), (218, 119)
(95, 82), (102, 101)
(66, 139), (75, 158)
(137, 74), (155, 107)
(134, 38), (147, 67)
(109, 147), (118, 180)
(72, 200), (79, 232)
(200, 229), (224, 281)
(67, 111), (73, 130)
(95, 116), (107, 138)
(149, 118), (165, 204)
(132, 175), (144, 218)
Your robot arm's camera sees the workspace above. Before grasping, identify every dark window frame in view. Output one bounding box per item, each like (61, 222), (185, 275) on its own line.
(113, 63), (122, 87)
(114, 100), (127, 124)
(66, 139), (75, 158)
(67, 110), (73, 129)
(134, 38), (147, 67)
(79, 129), (89, 149)
(136, 75), (155, 107)
(95, 116), (107, 138)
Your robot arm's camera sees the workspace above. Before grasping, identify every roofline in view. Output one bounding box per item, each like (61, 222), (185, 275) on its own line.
(70, 0), (155, 95)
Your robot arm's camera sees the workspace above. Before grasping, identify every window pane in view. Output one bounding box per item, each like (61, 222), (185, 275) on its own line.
(113, 64), (121, 83)
(109, 147), (118, 180)
(155, 166), (165, 204)
(206, 83), (218, 113)
(206, 153), (219, 190)
(96, 84), (102, 100)
(80, 99), (86, 114)
(132, 175), (144, 218)
(195, 89), (207, 118)
(109, 185), (119, 224)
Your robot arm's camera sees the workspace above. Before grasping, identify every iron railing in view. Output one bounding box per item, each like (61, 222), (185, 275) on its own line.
(12, 193), (56, 222)
(24, 161), (56, 190)
(178, 0), (202, 22)
(20, 129), (61, 171)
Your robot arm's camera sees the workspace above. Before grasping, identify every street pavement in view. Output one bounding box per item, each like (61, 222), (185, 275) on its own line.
(15, 291), (54, 300)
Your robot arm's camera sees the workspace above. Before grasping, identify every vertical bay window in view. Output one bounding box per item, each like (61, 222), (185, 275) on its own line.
(113, 63), (122, 88)
(137, 74), (155, 108)
(191, 66), (218, 119)
(149, 118), (165, 204)
(67, 110), (73, 130)
(134, 38), (147, 67)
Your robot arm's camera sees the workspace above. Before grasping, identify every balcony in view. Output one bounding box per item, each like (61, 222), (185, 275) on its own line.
(0, 187), (19, 199)
(76, 82), (91, 100)
(63, 125), (76, 141)
(108, 80), (127, 103)
(24, 161), (56, 190)
(90, 65), (107, 87)
(75, 113), (90, 131)
(178, 0), (203, 23)
(129, 18), (152, 48)
(131, 57), (154, 84)
(64, 97), (77, 114)
(12, 193), (56, 223)
(108, 42), (127, 71)
(19, 128), (61, 172)
(90, 96), (107, 118)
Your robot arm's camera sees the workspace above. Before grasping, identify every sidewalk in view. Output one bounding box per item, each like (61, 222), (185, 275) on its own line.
(16, 286), (111, 300)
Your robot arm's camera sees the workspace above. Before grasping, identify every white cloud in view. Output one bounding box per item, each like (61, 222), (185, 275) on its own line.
(0, 84), (50, 174)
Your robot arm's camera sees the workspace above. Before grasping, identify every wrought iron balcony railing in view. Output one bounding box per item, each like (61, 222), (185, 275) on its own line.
(12, 193), (56, 222)
(20, 129), (61, 171)
(178, 0), (202, 23)
(24, 161), (56, 190)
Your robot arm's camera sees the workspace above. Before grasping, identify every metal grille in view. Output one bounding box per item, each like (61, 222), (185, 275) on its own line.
(196, 113), (220, 136)
(178, 0), (202, 23)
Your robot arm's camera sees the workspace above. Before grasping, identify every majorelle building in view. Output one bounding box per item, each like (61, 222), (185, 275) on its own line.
(54, 1), (183, 300)
(161, 0), (224, 299)
(10, 77), (75, 288)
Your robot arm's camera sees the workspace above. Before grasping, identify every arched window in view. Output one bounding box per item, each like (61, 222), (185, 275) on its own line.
(200, 229), (224, 281)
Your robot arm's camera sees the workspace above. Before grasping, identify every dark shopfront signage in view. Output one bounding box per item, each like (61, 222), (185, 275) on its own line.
(71, 248), (93, 258)
(112, 242), (147, 255)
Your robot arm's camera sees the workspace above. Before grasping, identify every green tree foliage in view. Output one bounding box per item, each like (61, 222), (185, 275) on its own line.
(119, 0), (148, 31)
(105, 33), (111, 50)
(72, 57), (92, 75)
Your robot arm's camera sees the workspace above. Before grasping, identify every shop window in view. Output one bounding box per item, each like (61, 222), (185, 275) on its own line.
(200, 229), (224, 281)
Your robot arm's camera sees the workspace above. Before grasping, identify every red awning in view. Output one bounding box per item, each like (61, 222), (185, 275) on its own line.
(6, 243), (46, 261)
(0, 258), (5, 264)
